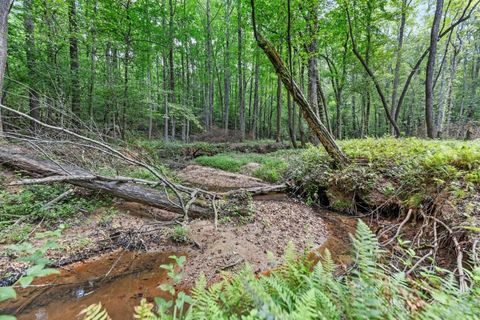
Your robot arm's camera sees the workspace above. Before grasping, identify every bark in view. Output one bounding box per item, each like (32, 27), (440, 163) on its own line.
(425, 0), (444, 138)
(391, 0), (407, 133)
(0, 0), (11, 137)
(68, 0), (80, 116)
(205, 0), (214, 130)
(251, 53), (260, 139)
(237, 0), (245, 140)
(251, 0), (348, 165)
(223, 0), (231, 133)
(275, 75), (282, 142)
(316, 74), (331, 133)
(23, 0), (40, 131)
(87, 0), (98, 124)
(0, 146), (211, 217)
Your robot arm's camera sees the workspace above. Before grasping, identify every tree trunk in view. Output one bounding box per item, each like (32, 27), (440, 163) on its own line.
(251, 2), (348, 165)
(251, 53), (260, 139)
(68, 0), (80, 116)
(425, 0), (444, 138)
(276, 75), (282, 142)
(205, 0), (214, 130)
(0, 0), (10, 137)
(223, 0), (231, 133)
(390, 0), (407, 133)
(0, 146), (211, 217)
(237, 0), (245, 140)
(87, 0), (98, 125)
(24, 0), (39, 131)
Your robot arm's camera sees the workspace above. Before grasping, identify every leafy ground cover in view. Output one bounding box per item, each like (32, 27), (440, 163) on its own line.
(194, 151), (291, 183)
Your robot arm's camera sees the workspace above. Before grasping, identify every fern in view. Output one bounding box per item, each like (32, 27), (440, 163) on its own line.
(82, 221), (480, 320)
(79, 303), (111, 320)
(134, 298), (157, 320)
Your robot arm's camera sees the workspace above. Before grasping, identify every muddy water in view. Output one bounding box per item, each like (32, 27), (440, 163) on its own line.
(1, 250), (183, 320)
(0, 199), (357, 320)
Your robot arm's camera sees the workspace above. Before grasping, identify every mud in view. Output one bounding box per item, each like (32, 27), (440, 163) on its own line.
(1, 251), (180, 320)
(0, 165), (357, 319)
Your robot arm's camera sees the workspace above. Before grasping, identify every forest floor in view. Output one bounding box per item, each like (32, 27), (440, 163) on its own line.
(1, 137), (479, 319)
(0, 153), (355, 319)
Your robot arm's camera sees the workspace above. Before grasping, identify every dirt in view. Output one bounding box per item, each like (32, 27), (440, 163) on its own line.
(1, 250), (178, 320)
(177, 164), (269, 191)
(0, 165), (355, 319)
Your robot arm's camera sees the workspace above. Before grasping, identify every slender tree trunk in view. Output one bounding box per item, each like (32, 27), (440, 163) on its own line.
(276, 75), (282, 142)
(425, 0), (444, 138)
(87, 0), (98, 125)
(0, 0), (11, 137)
(205, 0), (214, 130)
(24, 0), (39, 131)
(391, 0), (407, 133)
(237, 0), (245, 140)
(68, 0), (80, 116)
(223, 0), (231, 133)
(444, 46), (459, 137)
(147, 61), (154, 139)
(251, 53), (260, 139)
(168, 0), (175, 135)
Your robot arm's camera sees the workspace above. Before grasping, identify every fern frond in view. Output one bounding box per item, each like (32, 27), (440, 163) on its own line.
(133, 298), (157, 320)
(79, 303), (111, 320)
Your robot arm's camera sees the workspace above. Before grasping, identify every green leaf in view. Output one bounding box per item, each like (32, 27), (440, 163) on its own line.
(18, 276), (34, 288)
(0, 315), (17, 320)
(25, 264), (59, 278)
(0, 287), (16, 302)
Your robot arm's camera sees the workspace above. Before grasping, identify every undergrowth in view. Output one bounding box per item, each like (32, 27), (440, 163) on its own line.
(194, 152), (289, 183)
(79, 220), (480, 319)
(290, 137), (480, 219)
(0, 183), (107, 243)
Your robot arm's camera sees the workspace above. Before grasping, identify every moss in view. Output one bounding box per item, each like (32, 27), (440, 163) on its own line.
(289, 138), (480, 221)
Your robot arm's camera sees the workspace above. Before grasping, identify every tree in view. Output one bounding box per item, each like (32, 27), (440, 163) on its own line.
(425, 0), (444, 139)
(0, 0), (12, 137)
(68, 0), (80, 116)
(250, 0), (348, 165)
(23, 0), (40, 131)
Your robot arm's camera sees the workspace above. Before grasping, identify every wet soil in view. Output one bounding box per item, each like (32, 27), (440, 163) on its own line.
(0, 164), (358, 319)
(1, 251), (179, 320)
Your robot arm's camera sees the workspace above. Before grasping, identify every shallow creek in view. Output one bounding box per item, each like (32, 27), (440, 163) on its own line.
(1, 251), (180, 319)
(0, 205), (357, 320)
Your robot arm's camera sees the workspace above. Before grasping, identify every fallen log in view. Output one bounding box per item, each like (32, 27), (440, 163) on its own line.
(0, 145), (212, 217)
(0, 145), (289, 217)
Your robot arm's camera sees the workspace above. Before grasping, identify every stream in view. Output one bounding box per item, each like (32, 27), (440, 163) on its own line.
(1, 251), (180, 320)
(0, 208), (356, 320)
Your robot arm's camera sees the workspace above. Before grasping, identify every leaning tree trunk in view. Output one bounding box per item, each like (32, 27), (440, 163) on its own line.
(250, 3), (348, 165)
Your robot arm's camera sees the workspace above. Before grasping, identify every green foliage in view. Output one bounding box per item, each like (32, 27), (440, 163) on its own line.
(170, 225), (190, 243)
(1, 227), (62, 319)
(81, 221), (480, 319)
(0, 184), (106, 230)
(79, 303), (111, 320)
(194, 152), (289, 183)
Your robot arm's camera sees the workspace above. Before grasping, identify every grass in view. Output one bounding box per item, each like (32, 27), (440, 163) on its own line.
(194, 151), (289, 183)
(0, 183), (108, 243)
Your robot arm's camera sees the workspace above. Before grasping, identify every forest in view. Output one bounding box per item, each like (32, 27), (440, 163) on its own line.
(0, 0), (479, 319)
